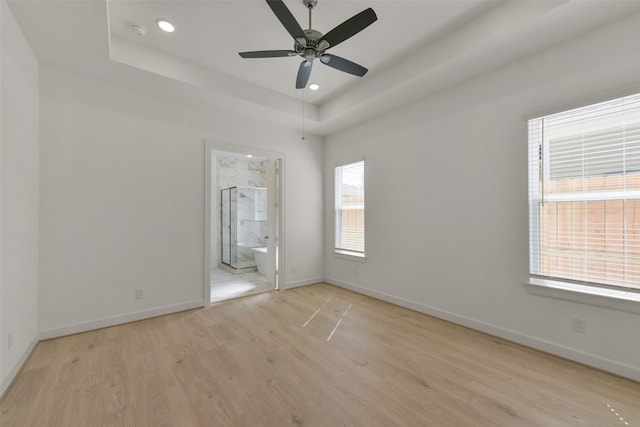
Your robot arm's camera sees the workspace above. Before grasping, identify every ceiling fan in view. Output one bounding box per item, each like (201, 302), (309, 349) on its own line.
(239, 0), (377, 89)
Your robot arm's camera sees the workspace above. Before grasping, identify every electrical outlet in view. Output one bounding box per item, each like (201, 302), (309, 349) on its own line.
(571, 318), (586, 333)
(8, 332), (13, 349)
(135, 289), (143, 300)
(353, 268), (357, 276)
(291, 266), (296, 274)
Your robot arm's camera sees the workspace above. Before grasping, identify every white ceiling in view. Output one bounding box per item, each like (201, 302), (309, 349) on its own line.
(107, 0), (497, 102)
(8, 0), (640, 137)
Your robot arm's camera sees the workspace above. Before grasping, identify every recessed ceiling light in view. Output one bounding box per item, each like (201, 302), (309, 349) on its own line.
(309, 83), (320, 91)
(156, 19), (175, 33)
(247, 154), (253, 158)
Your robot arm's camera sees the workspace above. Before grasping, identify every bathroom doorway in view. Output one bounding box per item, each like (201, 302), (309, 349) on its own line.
(204, 142), (284, 304)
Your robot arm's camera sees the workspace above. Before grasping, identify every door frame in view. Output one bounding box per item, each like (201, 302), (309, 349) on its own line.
(204, 140), (286, 306)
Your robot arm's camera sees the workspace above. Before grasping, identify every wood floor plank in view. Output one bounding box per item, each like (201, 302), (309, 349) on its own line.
(2, 283), (639, 426)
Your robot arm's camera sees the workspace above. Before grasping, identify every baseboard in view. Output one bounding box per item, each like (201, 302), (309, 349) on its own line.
(326, 278), (640, 383)
(284, 277), (324, 289)
(39, 299), (204, 340)
(1, 336), (38, 400)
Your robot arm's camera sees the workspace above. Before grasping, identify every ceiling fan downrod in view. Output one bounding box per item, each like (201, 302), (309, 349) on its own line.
(304, 0), (317, 30)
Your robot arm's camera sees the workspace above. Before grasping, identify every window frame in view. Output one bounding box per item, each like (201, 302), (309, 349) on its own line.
(526, 92), (640, 311)
(334, 159), (366, 260)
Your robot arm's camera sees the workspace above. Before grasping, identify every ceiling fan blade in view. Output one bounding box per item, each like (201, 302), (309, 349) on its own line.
(266, 0), (307, 47)
(320, 54), (368, 77)
(296, 60), (313, 89)
(320, 8), (377, 49)
(239, 50), (297, 58)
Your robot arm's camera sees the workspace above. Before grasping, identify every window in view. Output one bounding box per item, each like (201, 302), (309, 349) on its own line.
(528, 93), (640, 292)
(335, 160), (365, 258)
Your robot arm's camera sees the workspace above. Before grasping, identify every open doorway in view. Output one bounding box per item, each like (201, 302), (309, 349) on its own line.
(204, 141), (284, 304)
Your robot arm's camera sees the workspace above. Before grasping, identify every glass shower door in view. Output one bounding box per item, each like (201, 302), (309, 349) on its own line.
(221, 188), (230, 265)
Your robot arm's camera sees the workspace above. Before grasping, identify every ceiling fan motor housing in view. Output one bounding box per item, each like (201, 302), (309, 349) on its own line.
(295, 29), (325, 60)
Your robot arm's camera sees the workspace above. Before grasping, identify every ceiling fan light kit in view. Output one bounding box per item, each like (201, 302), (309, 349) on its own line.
(239, 0), (377, 89)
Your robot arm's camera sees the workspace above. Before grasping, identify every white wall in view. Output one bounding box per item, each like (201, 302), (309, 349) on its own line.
(0, 0), (40, 395)
(324, 12), (640, 381)
(39, 65), (324, 338)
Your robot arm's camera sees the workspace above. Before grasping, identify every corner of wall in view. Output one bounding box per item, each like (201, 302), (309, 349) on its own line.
(0, 0), (41, 398)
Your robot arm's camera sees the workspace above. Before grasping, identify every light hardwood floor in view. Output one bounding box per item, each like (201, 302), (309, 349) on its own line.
(1, 283), (639, 426)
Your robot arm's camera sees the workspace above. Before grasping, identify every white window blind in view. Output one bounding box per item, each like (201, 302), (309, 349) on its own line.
(335, 160), (365, 257)
(528, 93), (640, 291)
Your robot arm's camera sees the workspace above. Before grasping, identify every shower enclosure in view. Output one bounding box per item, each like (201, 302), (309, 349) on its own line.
(221, 186), (268, 270)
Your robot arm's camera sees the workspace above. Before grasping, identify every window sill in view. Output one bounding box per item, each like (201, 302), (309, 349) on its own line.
(334, 251), (366, 263)
(525, 278), (640, 314)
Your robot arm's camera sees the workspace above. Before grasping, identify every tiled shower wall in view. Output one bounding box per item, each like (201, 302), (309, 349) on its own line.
(217, 157), (267, 190)
(217, 156), (270, 269)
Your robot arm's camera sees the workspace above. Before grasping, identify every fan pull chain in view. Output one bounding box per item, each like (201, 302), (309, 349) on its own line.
(301, 88), (306, 140)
